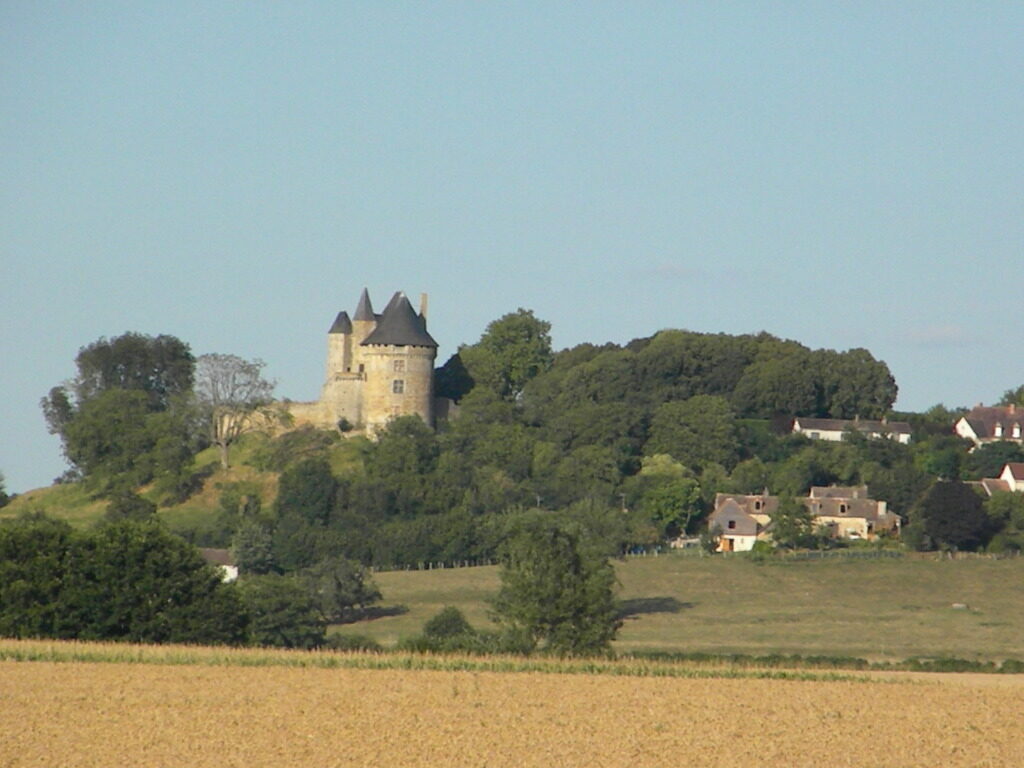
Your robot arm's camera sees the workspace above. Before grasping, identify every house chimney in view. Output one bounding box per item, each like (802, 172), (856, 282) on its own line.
(1010, 403), (1016, 415)
(419, 292), (428, 319)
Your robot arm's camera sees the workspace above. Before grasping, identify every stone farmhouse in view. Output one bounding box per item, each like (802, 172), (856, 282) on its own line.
(287, 288), (444, 434)
(792, 416), (911, 444)
(954, 404), (1024, 448)
(708, 486), (900, 552)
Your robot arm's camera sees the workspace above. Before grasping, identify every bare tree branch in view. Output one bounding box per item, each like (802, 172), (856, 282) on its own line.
(195, 354), (277, 469)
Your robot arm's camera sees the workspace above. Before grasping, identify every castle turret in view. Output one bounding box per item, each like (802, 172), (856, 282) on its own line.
(351, 287), (377, 352)
(360, 291), (438, 432)
(327, 311), (353, 376)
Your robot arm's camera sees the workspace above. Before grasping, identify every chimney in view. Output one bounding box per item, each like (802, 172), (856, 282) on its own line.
(1010, 403), (1016, 415)
(419, 293), (428, 319)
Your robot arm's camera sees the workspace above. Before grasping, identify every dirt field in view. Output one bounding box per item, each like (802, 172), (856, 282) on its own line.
(3, 661), (1022, 767)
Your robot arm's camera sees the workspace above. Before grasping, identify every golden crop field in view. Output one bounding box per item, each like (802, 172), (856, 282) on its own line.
(2, 647), (1023, 767)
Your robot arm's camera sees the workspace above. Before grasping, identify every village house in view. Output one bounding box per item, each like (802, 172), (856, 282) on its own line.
(707, 486), (899, 552)
(954, 404), (1024, 448)
(707, 492), (775, 552)
(792, 416), (912, 444)
(972, 462), (1024, 497)
(198, 548), (239, 583)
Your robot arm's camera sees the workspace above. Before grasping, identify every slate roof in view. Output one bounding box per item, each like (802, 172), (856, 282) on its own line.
(980, 478), (1011, 496)
(809, 485), (869, 499)
(361, 291), (438, 348)
(353, 288), (376, 322)
(1004, 463), (1024, 481)
(329, 311), (352, 334)
(198, 548), (235, 567)
(794, 417), (912, 435)
(708, 499), (759, 536)
(960, 406), (1024, 439)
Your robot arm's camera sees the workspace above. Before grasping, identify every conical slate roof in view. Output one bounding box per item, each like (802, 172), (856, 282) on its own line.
(328, 311), (352, 334)
(361, 291), (437, 348)
(353, 288), (375, 321)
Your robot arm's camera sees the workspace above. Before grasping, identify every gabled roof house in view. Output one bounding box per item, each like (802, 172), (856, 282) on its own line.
(955, 405), (1024, 448)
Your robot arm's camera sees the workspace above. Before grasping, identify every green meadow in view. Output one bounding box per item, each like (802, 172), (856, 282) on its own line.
(339, 552), (1024, 662)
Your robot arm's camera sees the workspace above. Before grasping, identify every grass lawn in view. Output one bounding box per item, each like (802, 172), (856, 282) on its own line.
(336, 551), (1024, 662)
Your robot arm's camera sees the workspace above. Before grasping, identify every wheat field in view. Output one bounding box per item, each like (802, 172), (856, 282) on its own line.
(3, 653), (1023, 767)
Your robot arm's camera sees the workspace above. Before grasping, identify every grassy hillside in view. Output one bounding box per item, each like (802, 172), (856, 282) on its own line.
(0, 433), (288, 529)
(339, 552), (1024, 662)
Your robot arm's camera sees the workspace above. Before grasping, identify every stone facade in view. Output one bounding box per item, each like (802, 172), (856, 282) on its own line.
(288, 289), (438, 434)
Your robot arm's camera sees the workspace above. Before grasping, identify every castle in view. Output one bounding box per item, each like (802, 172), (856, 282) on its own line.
(287, 288), (439, 433)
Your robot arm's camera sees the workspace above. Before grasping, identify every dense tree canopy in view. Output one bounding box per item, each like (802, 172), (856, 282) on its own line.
(459, 308), (553, 401)
(0, 516), (248, 644)
(41, 332), (198, 494)
(909, 481), (994, 552)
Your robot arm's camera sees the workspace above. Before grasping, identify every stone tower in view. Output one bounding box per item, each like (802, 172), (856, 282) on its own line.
(318, 288), (438, 432)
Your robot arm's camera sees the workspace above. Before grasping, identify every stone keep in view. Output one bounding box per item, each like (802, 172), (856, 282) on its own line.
(316, 288), (438, 433)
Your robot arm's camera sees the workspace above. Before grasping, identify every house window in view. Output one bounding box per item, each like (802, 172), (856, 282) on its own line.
(754, 501), (762, 511)
(727, 520), (737, 530)
(393, 359), (405, 372)
(392, 379), (405, 394)
(810, 432), (820, 440)
(839, 504), (847, 515)
(995, 423), (1004, 437)
(1014, 424), (1021, 439)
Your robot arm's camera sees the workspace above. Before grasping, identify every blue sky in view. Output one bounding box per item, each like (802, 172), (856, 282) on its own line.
(2, 2), (1022, 493)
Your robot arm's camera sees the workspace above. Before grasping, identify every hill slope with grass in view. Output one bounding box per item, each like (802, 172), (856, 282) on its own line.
(2, 432), (296, 532)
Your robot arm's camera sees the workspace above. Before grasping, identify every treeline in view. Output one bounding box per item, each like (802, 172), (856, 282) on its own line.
(35, 313), (1024, 569)
(0, 514), (381, 649)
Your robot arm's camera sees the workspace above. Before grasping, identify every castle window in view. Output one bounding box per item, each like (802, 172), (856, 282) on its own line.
(839, 504), (847, 515)
(727, 520), (737, 530)
(392, 379), (405, 394)
(393, 359), (405, 372)
(358, 364), (364, 373)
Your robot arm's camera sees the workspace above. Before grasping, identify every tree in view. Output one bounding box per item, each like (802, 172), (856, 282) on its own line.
(237, 574), (326, 649)
(770, 495), (815, 549)
(423, 606), (474, 640)
(999, 385), (1024, 407)
(964, 441), (1024, 480)
(491, 513), (620, 655)
(732, 344), (817, 418)
(231, 521), (276, 575)
(460, 309), (553, 400)
(103, 490), (157, 522)
(194, 354), (277, 469)
(299, 557), (381, 623)
(62, 520), (249, 644)
(41, 332), (197, 494)
(813, 348), (897, 419)
(638, 476), (703, 537)
(0, 471), (9, 508)
(0, 514), (75, 638)
(51, 332), (195, 415)
(909, 481), (993, 552)
(275, 457), (337, 526)
(646, 395), (741, 471)
(60, 389), (195, 496)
